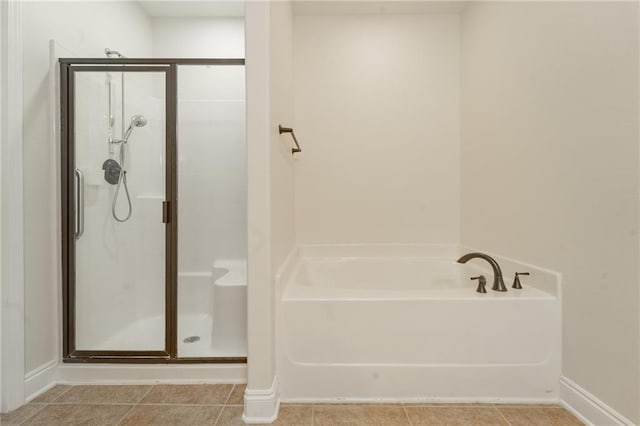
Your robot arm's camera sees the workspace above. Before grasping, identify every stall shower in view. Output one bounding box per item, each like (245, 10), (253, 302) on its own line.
(61, 54), (247, 362)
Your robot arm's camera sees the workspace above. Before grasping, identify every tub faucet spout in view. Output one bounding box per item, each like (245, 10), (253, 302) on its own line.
(457, 252), (507, 292)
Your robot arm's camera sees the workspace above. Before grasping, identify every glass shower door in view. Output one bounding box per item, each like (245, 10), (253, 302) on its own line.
(67, 66), (171, 355)
(176, 64), (246, 359)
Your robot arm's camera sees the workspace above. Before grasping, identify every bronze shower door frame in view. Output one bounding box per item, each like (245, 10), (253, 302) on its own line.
(60, 58), (246, 364)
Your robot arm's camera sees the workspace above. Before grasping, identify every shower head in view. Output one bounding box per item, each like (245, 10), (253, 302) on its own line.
(130, 115), (147, 127)
(122, 115), (147, 142)
(105, 48), (126, 58)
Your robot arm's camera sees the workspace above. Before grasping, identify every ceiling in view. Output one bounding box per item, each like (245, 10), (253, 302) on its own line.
(138, 1), (245, 18)
(292, 1), (469, 16)
(138, 1), (468, 18)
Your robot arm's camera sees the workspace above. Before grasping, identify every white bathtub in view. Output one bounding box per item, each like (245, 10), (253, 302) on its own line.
(277, 245), (561, 403)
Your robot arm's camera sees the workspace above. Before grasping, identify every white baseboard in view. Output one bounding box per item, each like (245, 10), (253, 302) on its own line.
(242, 376), (280, 424)
(560, 376), (635, 426)
(24, 360), (58, 402)
(56, 364), (246, 385)
(281, 396), (560, 404)
(24, 362), (247, 400)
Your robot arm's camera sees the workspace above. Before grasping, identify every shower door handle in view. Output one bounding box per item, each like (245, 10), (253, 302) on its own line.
(75, 168), (85, 239)
(162, 201), (170, 224)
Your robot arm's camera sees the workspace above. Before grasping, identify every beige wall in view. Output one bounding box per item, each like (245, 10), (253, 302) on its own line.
(245, 0), (296, 395)
(461, 2), (639, 422)
(151, 17), (245, 58)
(293, 13), (461, 244)
(245, 0), (274, 390)
(245, 0), (297, 392)
(270, 1), (296, 276)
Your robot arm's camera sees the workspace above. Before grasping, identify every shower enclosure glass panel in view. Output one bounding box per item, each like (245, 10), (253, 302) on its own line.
(73, 69), (168, 351)
(176, 65), (247, 358)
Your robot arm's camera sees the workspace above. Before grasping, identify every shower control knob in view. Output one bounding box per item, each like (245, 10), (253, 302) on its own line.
(470, 276), (487, 294)
(512, 272), (530, 289)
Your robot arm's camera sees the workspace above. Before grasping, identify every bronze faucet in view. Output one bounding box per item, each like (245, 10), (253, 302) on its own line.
(457, 252), (507, 292)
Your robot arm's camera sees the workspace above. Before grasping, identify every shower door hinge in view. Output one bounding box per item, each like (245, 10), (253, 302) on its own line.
(162, 201), (170, 223)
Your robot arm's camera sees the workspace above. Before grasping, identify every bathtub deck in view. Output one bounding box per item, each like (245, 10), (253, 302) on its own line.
(4, 384), (584, 425)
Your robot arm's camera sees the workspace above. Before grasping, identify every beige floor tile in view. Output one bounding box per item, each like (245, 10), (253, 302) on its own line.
(140, 384), (233, 405)
(31, 385), (72, 403)
(403, 403), (495, 407)
(314, 404), (409, 425)
(53, 385), (151, 405)
(497, 406), (584, 426)
(405, 406), (508, 426)
(496, 403), (563, 408)
(215, 406), (244, 426)
(22, 404), (132, 426)
(314, 402), (399, 406)
(119, 404), (222, 426)
(216, 404), (313, 426)
(225, 384), (246, 405)
(215, 405), (313, 426)
(0, 403), (46, 425)
(271, 405), (313, 425)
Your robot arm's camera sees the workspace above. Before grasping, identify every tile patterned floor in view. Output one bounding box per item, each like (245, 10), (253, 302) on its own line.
(0, 384), (584, 425)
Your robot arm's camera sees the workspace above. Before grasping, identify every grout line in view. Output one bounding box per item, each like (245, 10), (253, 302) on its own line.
(494, 405), (513, 426)
(116, 386), (160, 426)
(403, 404), (413, 426)
(212, 403), (228, 426)
(104, 386), (154, 426)
(114, 404), (138, 426)
(47, 402), (141, 406)
(223, 384), (235, 405)
(495, 404), (563, 408)
(125, 402), (228, 407)
(47, 384), (74, 403)
(135, 386), (155, 405)
(14, 402), (49, 426)
(401, 403), (495, 407)
(311, 404), (315, 426)
(47, 402), (156, 406)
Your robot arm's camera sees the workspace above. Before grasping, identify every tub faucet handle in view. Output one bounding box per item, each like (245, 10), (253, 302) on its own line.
(470, 276), (487, 293)
(513, 272), (530, 289)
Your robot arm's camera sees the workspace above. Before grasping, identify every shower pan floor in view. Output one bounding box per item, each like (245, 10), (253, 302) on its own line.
(178, 313), (247, 358)
(83, 314), (246, 358)
(96, 315), (164, 351)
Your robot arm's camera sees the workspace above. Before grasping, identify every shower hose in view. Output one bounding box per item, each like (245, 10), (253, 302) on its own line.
(112, 142), (132, 222)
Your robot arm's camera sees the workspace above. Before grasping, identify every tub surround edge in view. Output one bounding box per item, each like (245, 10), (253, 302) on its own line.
(274, 246), (299, 297)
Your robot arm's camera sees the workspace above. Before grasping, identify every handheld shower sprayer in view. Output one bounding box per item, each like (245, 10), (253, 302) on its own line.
(122, 115), (147, 143)
(113, 114), (147, 145)
(110, 114), (147, 222)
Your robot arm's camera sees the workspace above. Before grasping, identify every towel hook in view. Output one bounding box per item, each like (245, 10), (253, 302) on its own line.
(279, 125), (301, 155)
